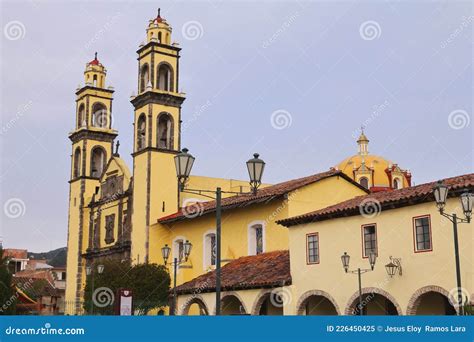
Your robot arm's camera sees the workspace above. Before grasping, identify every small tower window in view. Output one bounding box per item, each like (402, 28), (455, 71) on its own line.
(93, 75), (98, 87)
(140, 64), (150, 93)
(137, 114), (147, 150)
(393, 178), (401, 189)
(90, 147), (106, 178)
(359, 177), (369, 189)
(91, 103), (108, 128)
(77, 104), (85, 128)
(157, 113), (173, 149)
(73, 147), (81, 178)
(157, 64), (173, 92)
(158, 32), (162, 43)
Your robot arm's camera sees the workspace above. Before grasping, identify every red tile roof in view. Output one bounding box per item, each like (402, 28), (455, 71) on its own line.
(277, 173), (474, 227)
(159, 170), (367, 224)
(4, 249), (28, 259)
(175, 250), (291, 295)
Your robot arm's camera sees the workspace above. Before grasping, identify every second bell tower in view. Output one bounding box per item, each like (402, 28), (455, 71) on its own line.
(130, 10), (186, 263)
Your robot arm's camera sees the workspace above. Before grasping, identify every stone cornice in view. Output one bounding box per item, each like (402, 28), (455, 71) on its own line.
(131, 90), (186, 109)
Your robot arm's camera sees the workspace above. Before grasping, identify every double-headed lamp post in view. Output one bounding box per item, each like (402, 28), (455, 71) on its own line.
(432, 181), (473, 315)
(161, 240), (193, 316)
(173, 148), (265, 315)
(86, 263), (104, 315)
(341, 251), (377, 316)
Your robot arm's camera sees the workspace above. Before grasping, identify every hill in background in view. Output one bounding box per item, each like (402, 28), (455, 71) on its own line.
(28, 247), (67, 267)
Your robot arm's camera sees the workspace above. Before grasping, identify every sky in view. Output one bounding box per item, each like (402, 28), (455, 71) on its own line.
(0, 0), (472, 252)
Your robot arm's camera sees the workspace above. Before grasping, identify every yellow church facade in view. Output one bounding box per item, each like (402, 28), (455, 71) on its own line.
(65, 10), (469, 317)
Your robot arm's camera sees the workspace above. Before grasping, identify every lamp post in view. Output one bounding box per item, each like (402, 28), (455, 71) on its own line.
(161, 240), (192, 316)
(341, 251), (376, 316)
(432, 181), (473, 315)
(86, 263), (104, 315)
(174, 148), (265, 315)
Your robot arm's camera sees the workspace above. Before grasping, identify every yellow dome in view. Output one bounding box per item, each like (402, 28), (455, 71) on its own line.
(336, 132), (411, 191)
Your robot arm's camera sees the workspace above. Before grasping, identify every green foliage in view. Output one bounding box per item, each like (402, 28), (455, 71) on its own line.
(128, 263), (170, 315)
(84, 260), (170, 315)
(0, 247), (16, 315)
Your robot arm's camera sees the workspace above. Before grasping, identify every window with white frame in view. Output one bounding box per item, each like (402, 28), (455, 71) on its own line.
(248, 222), (265, 256)
(173, 238), (185, 263)
(203, 231), (216, 269)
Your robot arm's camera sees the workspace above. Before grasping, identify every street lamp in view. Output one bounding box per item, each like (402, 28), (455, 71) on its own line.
(86, 263), (105, 314)
(432, 181), (473, 315)
(175, 148), (195, 191)
(385, 257), (402, 278)
(173, 148), (265, 315)
(246, 153), (265, 195)
(162, 241), (193, 316)
(340, 251), (377, 316)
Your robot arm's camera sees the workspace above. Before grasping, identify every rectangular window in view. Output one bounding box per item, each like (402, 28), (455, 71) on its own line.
(306, 233), (319, 264)
(255, 226), (263, 255)
(414, 216), (432, 252)
(210, 235), (216, 266)
(362, 224), (377, 257)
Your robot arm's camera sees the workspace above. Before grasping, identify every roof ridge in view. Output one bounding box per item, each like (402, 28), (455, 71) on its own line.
(278, 172), (474, 227)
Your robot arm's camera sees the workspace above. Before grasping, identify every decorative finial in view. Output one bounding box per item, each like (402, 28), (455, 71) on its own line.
(158, 8), (161, 18)
(114, 140), (120, 156)
(94, 52), (98, 60)
(360, 125), (364, 134)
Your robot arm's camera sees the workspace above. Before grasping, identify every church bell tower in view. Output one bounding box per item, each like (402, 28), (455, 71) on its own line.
(65, 54), (117, 313)
(130, 10), (186, 263)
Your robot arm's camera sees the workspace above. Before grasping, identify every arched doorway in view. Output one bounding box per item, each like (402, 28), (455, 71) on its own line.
(296, 290), (340, 315)
(220, 294), (247, 315)
(345, 288), (401, 315)
(180, 296), (209, 316)
(407, 286), (457, 315)
(252, 290), (286, 316)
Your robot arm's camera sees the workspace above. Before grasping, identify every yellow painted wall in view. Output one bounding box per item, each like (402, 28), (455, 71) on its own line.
(287, 197), (473, 315)
(150, 176), (365, 288)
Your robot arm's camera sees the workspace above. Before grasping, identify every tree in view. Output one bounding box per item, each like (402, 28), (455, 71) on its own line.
(128, 263), (170, 315)
(84, 260), (170, 315)
(0, 247), (16, 315)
